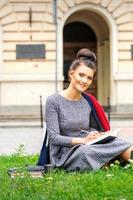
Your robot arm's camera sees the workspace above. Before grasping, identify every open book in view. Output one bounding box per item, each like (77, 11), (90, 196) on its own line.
(85, 128), (120, 145)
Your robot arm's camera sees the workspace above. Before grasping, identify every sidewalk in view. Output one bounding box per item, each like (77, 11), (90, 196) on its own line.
(0, 119), (133, 155)
(0, 127), (44, 155)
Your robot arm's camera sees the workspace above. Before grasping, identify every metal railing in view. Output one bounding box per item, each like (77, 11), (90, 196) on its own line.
(107, 96), (111, 122)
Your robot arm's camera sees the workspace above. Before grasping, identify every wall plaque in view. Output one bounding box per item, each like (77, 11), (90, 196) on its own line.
(16, 44), (45, 59)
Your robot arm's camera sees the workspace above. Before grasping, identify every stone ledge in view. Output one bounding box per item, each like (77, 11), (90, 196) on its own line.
(0, 121), (42, 128)
(110, 113), (133, 119)
(0, 114), (40, 120)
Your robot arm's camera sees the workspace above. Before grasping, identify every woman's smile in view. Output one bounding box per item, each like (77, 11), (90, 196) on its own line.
(79, 82), (87, 89)
(69, 64), (94, 92)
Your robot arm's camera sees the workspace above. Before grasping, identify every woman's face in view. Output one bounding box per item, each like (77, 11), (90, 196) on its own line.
(69, 63), (95, 92)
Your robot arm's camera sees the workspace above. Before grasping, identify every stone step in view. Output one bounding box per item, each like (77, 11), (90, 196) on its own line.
(0, 113), (132, 128)
(110, 113), (133, 119)
(0, 114), (40, 121)
(0, 115), (42, 127)
(0, 121), (42, 128)
(0, 113), (133, 120)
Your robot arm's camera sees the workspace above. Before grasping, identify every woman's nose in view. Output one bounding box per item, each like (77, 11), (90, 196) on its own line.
(82, 77), (87, 83)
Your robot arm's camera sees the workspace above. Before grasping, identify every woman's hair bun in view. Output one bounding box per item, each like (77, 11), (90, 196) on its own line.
(77, 48), (96, 63)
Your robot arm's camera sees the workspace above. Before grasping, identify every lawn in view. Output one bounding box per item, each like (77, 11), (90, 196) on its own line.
(0, 147), (133, 200)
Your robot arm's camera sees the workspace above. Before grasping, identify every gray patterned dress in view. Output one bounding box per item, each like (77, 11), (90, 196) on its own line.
(45, 93), (132, 171)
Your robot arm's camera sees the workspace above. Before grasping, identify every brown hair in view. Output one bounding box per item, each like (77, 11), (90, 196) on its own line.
(68, 48), (96, 75)
(77, 48), (96, 63)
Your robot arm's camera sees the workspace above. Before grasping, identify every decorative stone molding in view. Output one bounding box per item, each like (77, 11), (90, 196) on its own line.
(0, 74), (64, 82)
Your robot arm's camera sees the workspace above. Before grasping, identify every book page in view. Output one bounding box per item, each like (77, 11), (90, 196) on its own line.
(85, 128), (120, 145)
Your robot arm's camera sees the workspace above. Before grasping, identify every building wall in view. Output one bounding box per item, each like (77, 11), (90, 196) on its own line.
(0, 0), (63, 112)
(0, 0), (133, 114)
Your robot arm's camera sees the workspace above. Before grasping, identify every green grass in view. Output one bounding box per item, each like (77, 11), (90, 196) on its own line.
(0, 148), (133, 200)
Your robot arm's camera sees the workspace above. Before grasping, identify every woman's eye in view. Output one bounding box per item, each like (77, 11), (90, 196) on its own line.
(87, 76), (93, 80)
(79, 73), (84, 77)
(79, 73), (93, 80)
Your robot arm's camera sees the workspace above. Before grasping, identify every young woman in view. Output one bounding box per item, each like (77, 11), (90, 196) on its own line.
(42, 48), (133, 171)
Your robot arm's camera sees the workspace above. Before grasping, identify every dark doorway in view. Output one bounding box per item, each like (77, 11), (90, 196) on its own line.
(63, 21), (97, 97)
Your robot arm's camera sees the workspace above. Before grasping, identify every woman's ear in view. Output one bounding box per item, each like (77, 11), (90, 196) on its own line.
(68, 70), (74, 80)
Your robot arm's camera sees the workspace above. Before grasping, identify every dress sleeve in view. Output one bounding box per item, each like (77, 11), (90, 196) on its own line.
(45, 96), (73, 147)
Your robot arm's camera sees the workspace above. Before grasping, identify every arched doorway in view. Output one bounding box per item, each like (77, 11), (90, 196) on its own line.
(62, 9), (110, 106)
(63, 21), (97, 97)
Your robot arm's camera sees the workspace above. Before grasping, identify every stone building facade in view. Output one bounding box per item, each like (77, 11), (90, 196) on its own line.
(0, 0), (133, 115)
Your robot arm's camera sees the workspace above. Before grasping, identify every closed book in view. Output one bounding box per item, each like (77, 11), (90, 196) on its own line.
(9, 171), (44, 178)
(7, 166), (45, 178)
(7, 165), (54, 178)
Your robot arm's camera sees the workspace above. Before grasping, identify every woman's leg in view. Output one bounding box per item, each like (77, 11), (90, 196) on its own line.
(120, 146), (133, 161)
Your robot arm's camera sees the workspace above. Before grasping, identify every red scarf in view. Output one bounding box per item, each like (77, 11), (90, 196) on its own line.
(85, 93), (110, 131)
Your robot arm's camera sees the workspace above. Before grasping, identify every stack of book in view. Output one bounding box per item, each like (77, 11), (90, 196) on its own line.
(7, 165), (54, 178)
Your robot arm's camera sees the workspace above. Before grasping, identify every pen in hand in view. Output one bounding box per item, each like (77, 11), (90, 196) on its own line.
(80, 129), (90, 134)
(81, 129), (99, 135)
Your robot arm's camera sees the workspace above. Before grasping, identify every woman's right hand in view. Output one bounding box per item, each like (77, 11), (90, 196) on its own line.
(84, 131), (102, 144)
(72, 131), (103, 146)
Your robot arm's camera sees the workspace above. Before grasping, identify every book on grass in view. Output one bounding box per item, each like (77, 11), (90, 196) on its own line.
(8, 171), (44, 178)
(7, 166), (45, 178)
(7, 165), (54, 178)
(84, 128), (119, 145)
